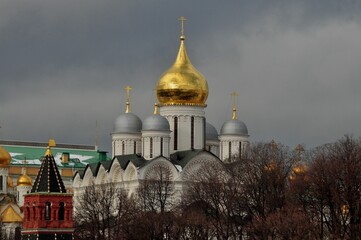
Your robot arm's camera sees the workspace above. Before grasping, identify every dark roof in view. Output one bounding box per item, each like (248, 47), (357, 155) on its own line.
(170, 149), (206, 168)
(31, 153), (66, 193)
(101, 160), (113, 171)
(113, 154), (146, 170)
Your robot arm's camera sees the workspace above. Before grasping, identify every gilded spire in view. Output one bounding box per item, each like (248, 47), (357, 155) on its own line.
(231, 92), (238, 120)
(124, 85), (132, 113)
(45, 139), (56, 157)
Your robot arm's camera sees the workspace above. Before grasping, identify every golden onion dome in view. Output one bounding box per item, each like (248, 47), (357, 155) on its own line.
(156, 34), (208, 106)
(0, 145), (11, 167)
(17, 169), (32, 187)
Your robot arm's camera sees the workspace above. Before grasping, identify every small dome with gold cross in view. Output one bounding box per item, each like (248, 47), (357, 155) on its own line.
(17, 170), (33, 187)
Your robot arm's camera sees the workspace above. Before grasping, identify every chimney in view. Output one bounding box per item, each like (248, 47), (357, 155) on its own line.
(61, 152), (69, 164)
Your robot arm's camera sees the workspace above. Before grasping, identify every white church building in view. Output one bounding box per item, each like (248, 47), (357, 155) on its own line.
(72, 21), (249, 194)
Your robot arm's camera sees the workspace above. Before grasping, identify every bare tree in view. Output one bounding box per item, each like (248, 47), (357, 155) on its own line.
(137, 164), (175, 213)
(135, 164), (176, 239)
(293, 136), (361, 239)
(74, 182), (137, 240)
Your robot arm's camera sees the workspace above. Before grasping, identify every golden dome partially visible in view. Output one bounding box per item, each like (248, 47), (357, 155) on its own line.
(7, 176), (13, 188)
(17, 170), (32, 187)
(156, 36), (208, 106)
(0, 145), (11, 167)
(292, 164), (307, 175)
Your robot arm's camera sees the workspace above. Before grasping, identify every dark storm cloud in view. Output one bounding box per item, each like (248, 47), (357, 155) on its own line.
(1, 0), (361, 151)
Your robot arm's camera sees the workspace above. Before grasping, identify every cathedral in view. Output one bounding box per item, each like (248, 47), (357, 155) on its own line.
(73, 20), (250, 194)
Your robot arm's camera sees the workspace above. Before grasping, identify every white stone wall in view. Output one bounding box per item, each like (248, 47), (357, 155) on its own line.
(16, 185), (32, 207)
(160, 105), (206, 153)
(206, 139), (220, 157)
(111, 133), (142, 157)
(219, 135), (249, 161)
(142, 131), (170, 160)
(0, 167), (8, 193)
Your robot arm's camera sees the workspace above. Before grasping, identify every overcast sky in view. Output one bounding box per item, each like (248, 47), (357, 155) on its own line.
(1, 0), (361, 152)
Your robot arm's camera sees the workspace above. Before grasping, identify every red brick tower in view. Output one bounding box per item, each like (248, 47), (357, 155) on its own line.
(22, 140), (74, 240)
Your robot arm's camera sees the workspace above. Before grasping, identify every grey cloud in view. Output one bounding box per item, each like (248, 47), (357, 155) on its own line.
(1, 0), (361, 151)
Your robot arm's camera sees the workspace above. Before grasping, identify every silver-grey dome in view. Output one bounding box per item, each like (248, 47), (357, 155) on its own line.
(220, 119), (248, 136)
(114, 112), (142, 133)
(206, 122), (218, 140)
(142, 114), (170, 131)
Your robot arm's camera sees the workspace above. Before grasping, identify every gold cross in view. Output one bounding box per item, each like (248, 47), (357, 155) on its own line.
(178, 16), (187, 37)
(124, 85), (132, 103)
(231, 92), (238, 108)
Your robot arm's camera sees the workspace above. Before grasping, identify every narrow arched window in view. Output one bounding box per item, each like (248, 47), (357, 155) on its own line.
(239, 142), (242, 160)
(174, 117), (178, 150)
(26, 205), (30, 221)
(191, 116), (194, 149)
(160, 137), (163, 156)
(122, 141), (125, 155)
(150, 137), (153, 158)
(59, 202), (65, 220)
(134, 141), (137, 154)
(0, 176), (3, 191)
(229, 142), (232, 160)
(45, 202), (51, 220)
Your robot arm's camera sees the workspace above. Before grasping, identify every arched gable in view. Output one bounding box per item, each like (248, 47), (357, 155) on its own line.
(139, 157), (179, 181)
(124, 162), (138, 181)
(181, 152), (222, 181)
(81, 168), (94, 187)
(108, 160), (124, 183)
(94, 166), (109, 185)
(72, 173), (82, 188)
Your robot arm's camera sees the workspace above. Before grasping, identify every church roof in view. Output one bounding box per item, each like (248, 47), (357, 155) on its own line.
(170, 149), (204, 168)
(1, 140), (109, 169)
(114, 154), (146, 170)
(31, 147), (66, 193)
(1, 204), (22, 223)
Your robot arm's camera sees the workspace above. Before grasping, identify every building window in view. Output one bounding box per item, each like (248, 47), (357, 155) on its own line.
(0, 176), (3, 191)
(134, 141), (137, 154)
(239, 142), (242, 159)
(26, 205), (30, 221)
(203, 117), (206, 149)
(160, 137), (163, 156)
(122, 141), (125, 155)
(150, 137), (153, 158)
(45, 202), (51, 220)
(229, 142), (232, 160)
(174, 117), (178, 150)
(59, 202), (65, 220)
(191, 116), (194, 149)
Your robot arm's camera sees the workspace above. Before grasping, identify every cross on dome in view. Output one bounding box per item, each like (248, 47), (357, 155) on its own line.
(124, 85), (132, 113)
(231, 92), (238, 120)
(178, 16), (187, 40)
